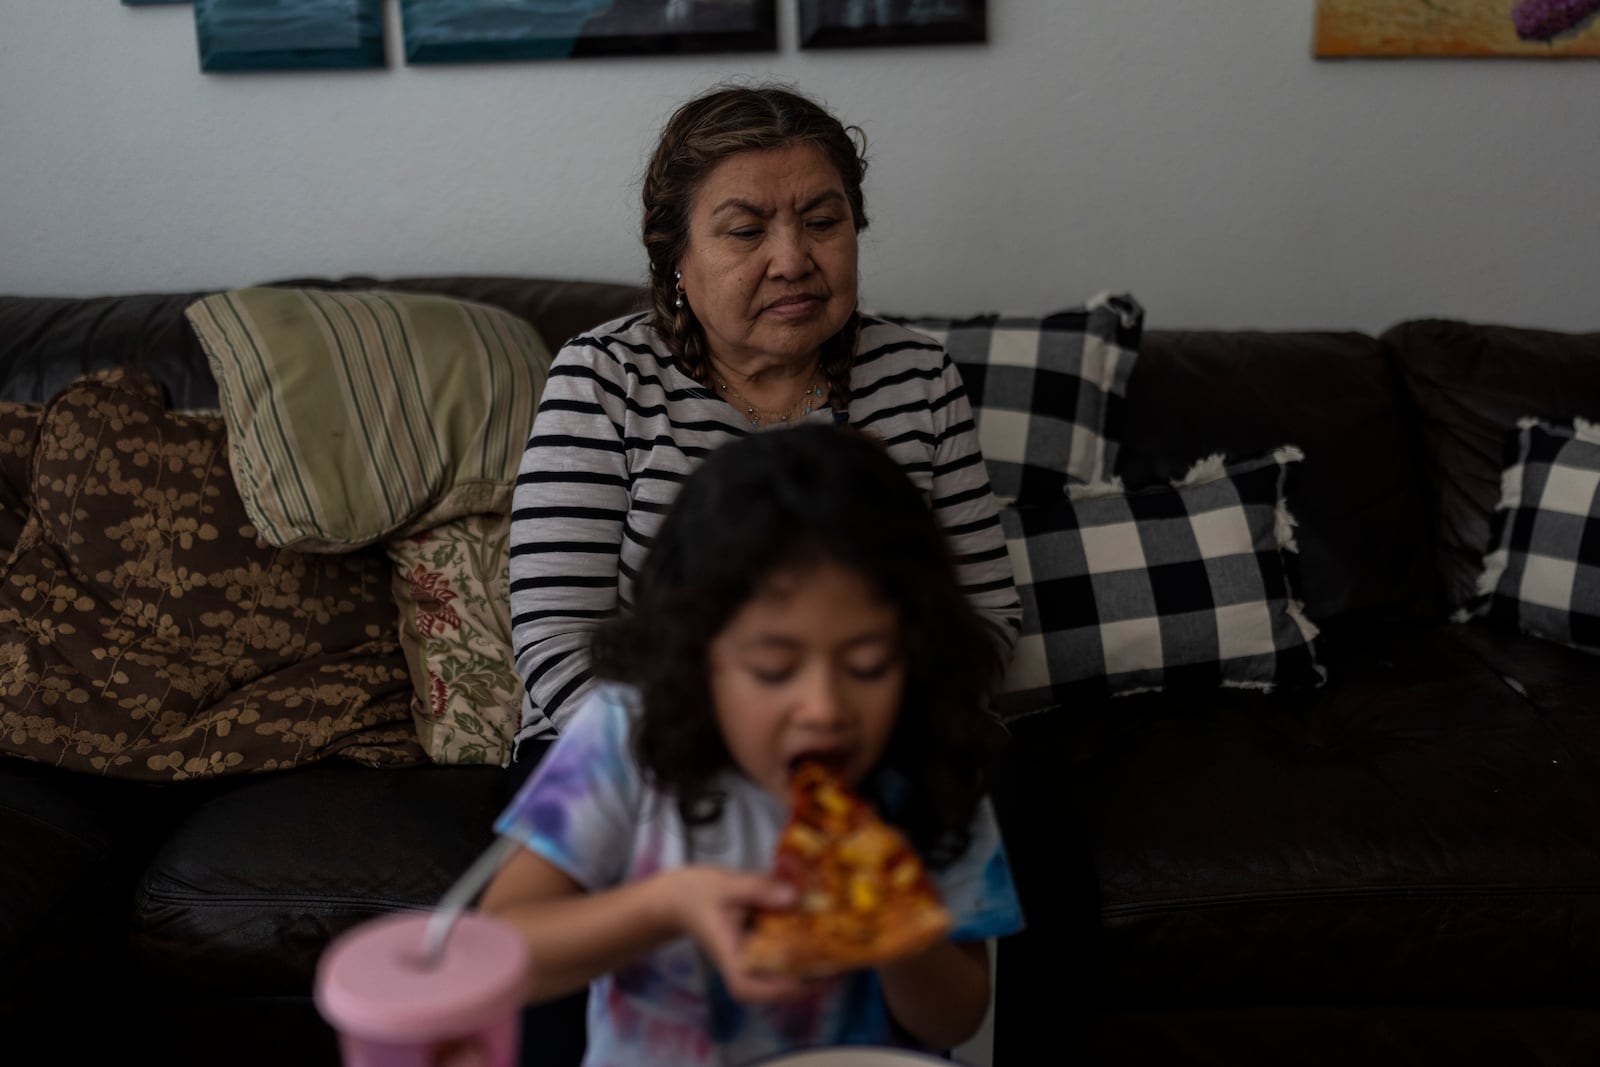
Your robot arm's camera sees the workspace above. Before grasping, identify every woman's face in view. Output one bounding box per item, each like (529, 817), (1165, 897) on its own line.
(677, 142), (859, 373)
(708, 559), (904, 802)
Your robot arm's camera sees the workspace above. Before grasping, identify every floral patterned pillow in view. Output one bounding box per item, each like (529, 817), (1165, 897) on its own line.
(0, 367), (423, 780)
(388, 513), (520, 765)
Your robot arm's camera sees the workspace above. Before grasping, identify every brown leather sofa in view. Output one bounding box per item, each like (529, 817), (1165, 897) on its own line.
(1, 278), (1596, 1066)
(0, 276), (645, 1067)
(991, 321), (1600, 1065)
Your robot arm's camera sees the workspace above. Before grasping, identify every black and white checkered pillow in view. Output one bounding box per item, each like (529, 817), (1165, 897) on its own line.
(1462, 417), (1600, 653)
(998, 446), (1326, 718)
(876, 292), (1142, 504)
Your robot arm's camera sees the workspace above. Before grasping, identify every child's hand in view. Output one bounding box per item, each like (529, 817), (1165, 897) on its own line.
(657, 866), (809, 1004)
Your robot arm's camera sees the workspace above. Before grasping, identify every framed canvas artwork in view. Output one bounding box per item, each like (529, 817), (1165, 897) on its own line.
(797, 0), (986, 49)
(1316, 0), (1600, 57)
(401, 0), (778, 63)
(194, 0), (387, 71)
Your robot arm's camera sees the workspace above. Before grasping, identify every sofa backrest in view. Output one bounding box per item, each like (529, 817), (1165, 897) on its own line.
(1383, 318), (1600, 616)
(0, 289), (216, 408)
(0, 275), (648, 410)
(1113, 329), (1439, 622)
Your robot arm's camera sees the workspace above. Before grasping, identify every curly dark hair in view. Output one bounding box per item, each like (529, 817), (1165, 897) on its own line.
(641, 81), (868, 410)
(590, 423), (1008, 868)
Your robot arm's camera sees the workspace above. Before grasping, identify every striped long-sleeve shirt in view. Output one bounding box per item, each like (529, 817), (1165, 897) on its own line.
(508, 312), (1022, 751)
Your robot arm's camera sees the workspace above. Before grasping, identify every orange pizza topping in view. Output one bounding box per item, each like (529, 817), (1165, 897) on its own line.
(740, 760), (953, 977)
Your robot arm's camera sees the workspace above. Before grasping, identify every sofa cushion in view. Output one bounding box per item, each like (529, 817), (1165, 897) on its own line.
(878, 292), (1143, 504)
(185, 287), (553, 552)
(999, 447), (1324, 717)
(996, 619), (1600, 1007)
(0, 754), (179, 1034)
(1444, 619), (1600, 774)
(1064, 1006), (1600, 1066)
(0, 367), (422, 780)
(388, 514), (520, 766)
(1385, 318), (1600, 614)
(1463, 417), (1600, 654)
(130, 759), (505, 995)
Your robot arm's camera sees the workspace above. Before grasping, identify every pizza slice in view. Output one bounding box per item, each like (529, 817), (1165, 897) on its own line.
(740, 760), (952, 979)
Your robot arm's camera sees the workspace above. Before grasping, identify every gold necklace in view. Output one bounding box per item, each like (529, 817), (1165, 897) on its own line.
(712, 370), (826, 428)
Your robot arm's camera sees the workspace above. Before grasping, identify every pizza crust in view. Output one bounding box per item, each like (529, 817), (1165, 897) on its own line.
(743, 903), (952, 978)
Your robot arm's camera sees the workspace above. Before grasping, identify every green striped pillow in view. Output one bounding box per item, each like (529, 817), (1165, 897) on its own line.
(185, 287), (551, 552)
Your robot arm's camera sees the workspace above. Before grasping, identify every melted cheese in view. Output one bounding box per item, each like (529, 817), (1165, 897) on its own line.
(784, 823), (826, 858)
(838, 824), (899, 870)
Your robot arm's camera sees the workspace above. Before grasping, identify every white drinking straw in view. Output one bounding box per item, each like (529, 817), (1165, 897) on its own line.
(420, 834), (522, 966)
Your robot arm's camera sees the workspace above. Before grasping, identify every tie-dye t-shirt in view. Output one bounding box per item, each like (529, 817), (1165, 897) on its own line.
(494, 683), (1025, 1067)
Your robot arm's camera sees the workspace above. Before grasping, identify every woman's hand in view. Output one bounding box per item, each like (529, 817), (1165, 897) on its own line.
(654, 866), (809, 1004)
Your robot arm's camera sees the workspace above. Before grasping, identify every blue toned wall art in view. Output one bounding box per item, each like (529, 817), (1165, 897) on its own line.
(400, 0), (777, 63)
(798, 0), (986, 49)
(194, 0), (387, 72)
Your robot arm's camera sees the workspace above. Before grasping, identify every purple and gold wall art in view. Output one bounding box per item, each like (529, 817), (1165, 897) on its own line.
(1316, 0), (1600, 57)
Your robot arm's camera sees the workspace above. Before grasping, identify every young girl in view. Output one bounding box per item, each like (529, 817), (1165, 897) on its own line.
(479, 423), (1024, 1066)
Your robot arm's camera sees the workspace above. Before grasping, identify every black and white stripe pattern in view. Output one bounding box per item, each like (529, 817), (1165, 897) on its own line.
(509, 313), (1023, 747)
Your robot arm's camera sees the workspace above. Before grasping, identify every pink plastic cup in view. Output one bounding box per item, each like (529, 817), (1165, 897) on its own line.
(315, 910), (531, 1067)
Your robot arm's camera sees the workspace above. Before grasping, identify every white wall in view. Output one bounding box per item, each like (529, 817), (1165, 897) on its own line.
(2, 2), (1597, 332)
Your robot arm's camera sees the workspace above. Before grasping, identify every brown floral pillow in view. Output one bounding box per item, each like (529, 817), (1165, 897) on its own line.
(0, 402), (42, 558)
(0, 367), (424, 780)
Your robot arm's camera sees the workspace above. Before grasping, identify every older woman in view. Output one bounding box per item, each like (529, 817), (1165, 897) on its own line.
(507, 82), (1021, 780)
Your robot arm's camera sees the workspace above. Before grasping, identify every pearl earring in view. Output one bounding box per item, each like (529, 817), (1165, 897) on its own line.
(674, 270), (684, 310)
